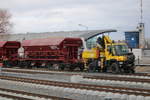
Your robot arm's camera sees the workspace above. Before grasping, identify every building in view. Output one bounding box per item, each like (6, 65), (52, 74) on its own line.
(125, 23), (145, 49)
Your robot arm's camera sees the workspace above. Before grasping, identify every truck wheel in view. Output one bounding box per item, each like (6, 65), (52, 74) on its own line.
(130, 64), (135, 73)
(129, 66), (135, 73)
(110, 63), (120, 73)
(124, 66), (135, 73)
(130, 69), (135, 73)
(102, 67), (107, 72)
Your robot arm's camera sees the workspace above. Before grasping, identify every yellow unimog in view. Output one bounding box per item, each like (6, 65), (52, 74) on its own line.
(82, 30), (135, 73)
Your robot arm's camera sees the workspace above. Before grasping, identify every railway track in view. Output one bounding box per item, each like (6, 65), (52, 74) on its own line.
(0, 87), (71, 100)
(0, 75), (150, 97)
(3, 68), (150, 77)
(0, 93), (32, 100)
(84, 75), (150, 83)
(2, 68), (77, 75)
(2, 68), (150, 83)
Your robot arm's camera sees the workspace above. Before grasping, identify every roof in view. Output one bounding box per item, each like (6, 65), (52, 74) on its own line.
(125, 30), (139, 33)
(22, 37), (65, 46)
(0, 41), (21, 48)
(22, 37), (82, 47)
(79, 29), (117, 40)
(0, 29), (117, 42)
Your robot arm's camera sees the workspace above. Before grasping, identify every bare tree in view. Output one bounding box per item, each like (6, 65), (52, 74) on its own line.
(0, 9), (12, 34)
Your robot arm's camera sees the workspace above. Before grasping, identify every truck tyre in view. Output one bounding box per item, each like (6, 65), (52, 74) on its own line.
(102, 67), (107, 72)
(128, 66), (135, 73)
(130, 69), (135, 73)
(88, 60), (98, 72)
(110, 63), (120, 73)
(130, 64), (135, 73)
(123, 65), (135, 73)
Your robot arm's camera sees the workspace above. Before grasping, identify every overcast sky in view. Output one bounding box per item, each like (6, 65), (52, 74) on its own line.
(0, 0), (150, 40)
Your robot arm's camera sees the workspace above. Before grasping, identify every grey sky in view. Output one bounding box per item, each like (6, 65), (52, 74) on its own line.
(0, 0), (150, 40)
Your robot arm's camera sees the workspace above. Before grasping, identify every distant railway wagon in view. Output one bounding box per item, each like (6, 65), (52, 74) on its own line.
(0, 41), (21, 66)
(16, 37), (84, 70)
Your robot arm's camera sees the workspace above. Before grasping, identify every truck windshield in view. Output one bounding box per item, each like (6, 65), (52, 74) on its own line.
(114, 45), (129, 55)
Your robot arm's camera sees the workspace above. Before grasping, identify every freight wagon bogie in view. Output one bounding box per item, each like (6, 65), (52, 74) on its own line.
(3, 60), (19, 67)
(17, 60), (84, 71)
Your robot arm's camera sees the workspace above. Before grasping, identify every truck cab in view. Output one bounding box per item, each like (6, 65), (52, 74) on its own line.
(103, 41), (135, 73)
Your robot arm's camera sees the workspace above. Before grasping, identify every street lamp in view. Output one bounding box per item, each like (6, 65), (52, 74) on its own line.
(78, 24), (88, 31)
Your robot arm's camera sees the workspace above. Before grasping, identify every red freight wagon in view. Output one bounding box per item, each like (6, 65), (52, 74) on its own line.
(21, 37), (84, 70)
(0, 41), (21, 67)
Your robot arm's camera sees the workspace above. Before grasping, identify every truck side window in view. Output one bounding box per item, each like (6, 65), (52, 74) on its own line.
(107, 45), (114, 55)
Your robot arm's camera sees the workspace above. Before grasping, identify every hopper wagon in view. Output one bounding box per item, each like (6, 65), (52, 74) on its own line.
(18, 37), (84, 70)
(0, 41), (21, 67)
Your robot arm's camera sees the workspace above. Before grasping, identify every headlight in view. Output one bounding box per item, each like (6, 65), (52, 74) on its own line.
(119, 62), (123, 64)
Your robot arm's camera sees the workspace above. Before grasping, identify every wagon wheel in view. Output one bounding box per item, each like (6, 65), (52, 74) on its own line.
(12, 60), (18, 66)
(68, 63), (77, 71)
(8, 60), (18, 67)
(69, 65), (75, 71)
(59, 64), (65, 70)
(79, 63), (84, 71)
